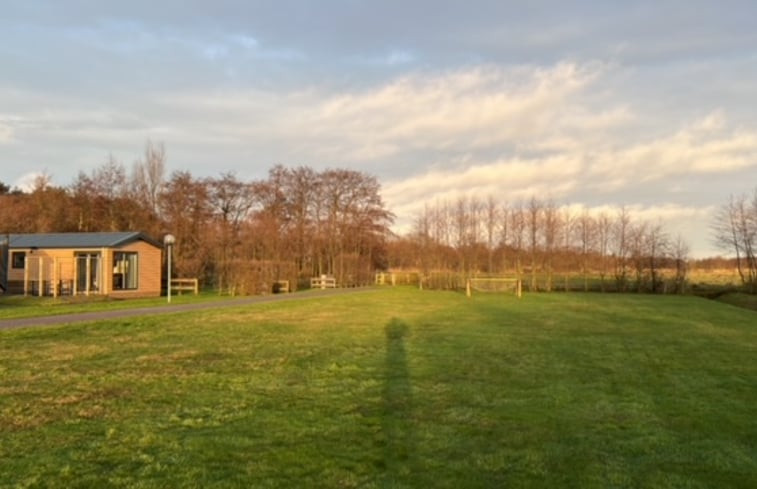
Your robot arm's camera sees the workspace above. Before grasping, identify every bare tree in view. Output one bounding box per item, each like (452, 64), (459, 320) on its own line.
(484, 196), (499, 273)
(159, 171), (212, 281)
(208, 172), (258, 293)
(596, 212), (612, 292)
(453, 197), (469, 273)
(467, 197), (483, 273)
(71, 156), (135, 231)
(612, 206), (632, 292)
(498, 201), (510, 274)
(628, 221), (647, 292)
(644, 223), (669, 293)
(526, 197), (542, 291)
(317, 169), (393, 285)
(132, 140), (166, 216)
(413, 204), (433, 275)
(431, 200), (452, 270)
(542, 199), (560, 292)
(576, 208), (595, 291)
(671, 234), (690, 294)
(509, 202), (526, 282)
(560, 206), (575, 291)
(712, 191), (757, 292)
(283, 166), (320, 277)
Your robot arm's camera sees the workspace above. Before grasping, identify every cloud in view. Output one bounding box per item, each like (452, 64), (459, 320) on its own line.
(0, 121), (13, 143)
(154, 61), (608, 165)
(383, 155), (583, 221)
(13, 172), (46, 192)
(302, 62), (603, 158)
(587, 112), (757, 190)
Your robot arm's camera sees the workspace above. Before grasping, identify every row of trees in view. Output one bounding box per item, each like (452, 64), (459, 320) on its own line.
(0, 143), (393, 293)
(1, 141), (752, 295)
(387, 197), (690, 293)
(713, 189), (757, 292)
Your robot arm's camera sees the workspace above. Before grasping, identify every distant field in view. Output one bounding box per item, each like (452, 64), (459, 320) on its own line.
(1, 288), (756, 488)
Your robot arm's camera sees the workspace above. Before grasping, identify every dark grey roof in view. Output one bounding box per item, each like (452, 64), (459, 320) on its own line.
(7, 232), (161, 249)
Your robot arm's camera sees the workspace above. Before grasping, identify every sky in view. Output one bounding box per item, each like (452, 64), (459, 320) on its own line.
(1, 0), (756, 257)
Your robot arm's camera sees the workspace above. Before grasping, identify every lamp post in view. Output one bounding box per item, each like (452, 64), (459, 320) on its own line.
(164, 234), (175, 303)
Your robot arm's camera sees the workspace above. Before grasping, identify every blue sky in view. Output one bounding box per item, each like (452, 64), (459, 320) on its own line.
(1, 1), (756, 256)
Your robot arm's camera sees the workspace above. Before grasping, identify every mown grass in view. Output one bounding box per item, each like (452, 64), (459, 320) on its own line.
(715, 292), (757, 312)
(1, 288), (756, 488)
(0, 291), (234, 320)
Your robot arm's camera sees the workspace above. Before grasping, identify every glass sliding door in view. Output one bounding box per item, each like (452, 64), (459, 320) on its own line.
(75, 252), (101, 295)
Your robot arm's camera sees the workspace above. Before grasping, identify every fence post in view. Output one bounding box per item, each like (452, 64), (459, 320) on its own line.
(38, 256), (44, 297)
(53, 257), (59, 298)
(23, 255), (29, 296)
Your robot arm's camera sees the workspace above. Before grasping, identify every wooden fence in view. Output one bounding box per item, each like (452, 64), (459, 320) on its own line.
(170, 278), (199, 295)
(310, 276), (337, 289)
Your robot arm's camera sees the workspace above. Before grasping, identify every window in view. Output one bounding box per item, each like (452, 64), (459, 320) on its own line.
(113, 252), (138, 290)
(11, 251), (25, 269)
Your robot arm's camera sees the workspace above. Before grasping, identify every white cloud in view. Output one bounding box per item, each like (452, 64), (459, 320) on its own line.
(383, 155), (583, 221)
(13, 172), (45, 192)
(154, 62), (608, 162)
(299, 62), (604, 159)
(230, 34), (259, 50)
(0, 121), (13, 143)
(587, 112), (757, 189)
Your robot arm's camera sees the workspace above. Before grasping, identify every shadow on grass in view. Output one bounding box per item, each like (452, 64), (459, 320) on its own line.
(381, 318), (417, 484)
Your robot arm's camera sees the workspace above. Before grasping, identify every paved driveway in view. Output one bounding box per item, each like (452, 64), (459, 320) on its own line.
(0, 288), (375, 331)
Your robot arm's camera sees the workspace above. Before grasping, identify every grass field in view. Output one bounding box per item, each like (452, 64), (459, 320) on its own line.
(0, 292), (232, 320)
(1, 288), (756, 488)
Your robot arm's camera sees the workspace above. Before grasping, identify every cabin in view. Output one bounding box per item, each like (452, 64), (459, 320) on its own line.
(0, 232), (163, 298)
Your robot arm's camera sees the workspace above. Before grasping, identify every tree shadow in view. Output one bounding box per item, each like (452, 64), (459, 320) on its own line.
(380, 318), (416, 484)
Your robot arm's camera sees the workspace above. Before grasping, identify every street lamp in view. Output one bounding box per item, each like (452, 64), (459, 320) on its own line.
(164, 234), (175, 303)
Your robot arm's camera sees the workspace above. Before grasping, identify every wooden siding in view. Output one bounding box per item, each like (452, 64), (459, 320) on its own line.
(110, 240), (162, 298)
(6, 241), (162, 298)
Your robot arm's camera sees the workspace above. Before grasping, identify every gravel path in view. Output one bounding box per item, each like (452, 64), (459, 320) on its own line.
(0, 288), (375, 331)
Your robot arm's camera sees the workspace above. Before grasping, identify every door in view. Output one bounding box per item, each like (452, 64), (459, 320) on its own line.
(75, 252), (101, 295)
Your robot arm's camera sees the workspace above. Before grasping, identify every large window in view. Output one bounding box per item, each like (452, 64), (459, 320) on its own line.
(11, 251), (25, 269)
(113, 252), (138, 290)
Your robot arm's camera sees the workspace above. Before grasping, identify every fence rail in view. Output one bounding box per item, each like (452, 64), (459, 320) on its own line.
(171, 278), (199, 295)
(310, 276), (336, 289)
(274, 280), (290, 293)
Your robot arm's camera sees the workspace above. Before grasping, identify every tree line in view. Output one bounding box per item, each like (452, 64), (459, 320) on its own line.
(712, 189), (757, 293)
(1, 141), (753, 295)
(386, 196), (690, 293)
(0, 143), (393, 293)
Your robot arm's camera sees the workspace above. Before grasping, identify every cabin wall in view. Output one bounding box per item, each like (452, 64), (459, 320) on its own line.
(109, 241), (162, 298)
(5, 242), (162, 298)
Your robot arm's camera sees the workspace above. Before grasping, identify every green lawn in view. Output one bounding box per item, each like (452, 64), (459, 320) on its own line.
(716, 292), (757, 312)
(1, 288), (756, 488)
(0, 291), (230, 320)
